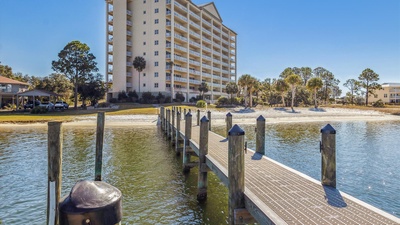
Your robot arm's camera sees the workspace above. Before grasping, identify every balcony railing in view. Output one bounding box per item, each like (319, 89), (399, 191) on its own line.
(213, 67), (221, 72)
(175, 33), (188, 42)
(189, 69), (201, 75)
(174, 54), (188, 62)
(189, 49), (201, 57)
(166, 43), (171, 48)
(202, 19), (211, 27)
(174, 43), (187, 52)
(126, 82), (132, 88)
(189, 11), (200, 20)
(127, 72), (132, 77)
(190, 21), (200, 29)
(202, 54), (212, 61)
(174, 66), (188, 72)
(174, 11), (187, 22)
(190, 40), (201, 48)
(127, 10), (132, 16)
(127, 41), (132, 46)
(189, 30), (200, 38)
(174, 23), (187, 32)
(127, 51), (132, 57)
(202, 72), (212, 78)
(189, 79), (201, 84)
(202, 28), (211, 35)
(127, 30), (132, 36)
(127, 62), (132, 67)
(174, 1), (187, 12)
(202, 63), (211, 69)
(202, 45), (211, 52)
(213, 33), (221, 41)
(189, 59), (200, 66)
(213, 51), (221, 56)
(203, 36), (211, 44)
(127, 21), (132, 26)
(213, 58), (221, 64)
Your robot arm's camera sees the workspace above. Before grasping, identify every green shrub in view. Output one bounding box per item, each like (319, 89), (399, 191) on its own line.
(196, 100), (206, 108)
(109, 98), (118, 103)
(97, 102), (110, 108)
(216, 96), (229, 106)
(175, 92), (185, 102)
(141, 91), (155, 104)
(31, 106), (48, 114)
(372, 99), (385, 108)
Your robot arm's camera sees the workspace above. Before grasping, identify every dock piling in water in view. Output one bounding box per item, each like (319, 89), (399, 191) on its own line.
(197, 109), (200, 126)
(175, 111), (182, 155)
(321, 124), (336, 188)
(183, 112), (192, 173)
(95, 112), (105, 181)
(171, 108), (175, 144)
(47, 121), (63, 225)
(256, 115), (266, 155)
(197, 116), (209, 201)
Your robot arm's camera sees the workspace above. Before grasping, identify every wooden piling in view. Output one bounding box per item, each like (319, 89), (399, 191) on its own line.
(167, 109), (171, 139)
(226, 112), (232, 137)
(184, 108), (187, 119)
(228, 124), (245, 225)
(197, 116), (209, 201)
(183, 112), (192, 172)
(171, 108), (175, 144)
(47, 121), (63, 225)
(175, 111), (181, 155)
(95, 112), (105, 181)
(197, 109), (200, 126)
(160, 107), (164, 130)
(256, 115), (266, 155)
(207, 111), (211, 131)
(321, 124), (336, 188)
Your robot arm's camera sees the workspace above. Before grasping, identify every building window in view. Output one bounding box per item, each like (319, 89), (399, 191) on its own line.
(155, 29), (159, 34)
(143, 83), (146, 87)
(155, 19), (159, 24)
(143, 42), (146, 45)
(155, 72), (159, 77)
(155, 62), (159, 66)
(143, 0), (146, 3)
(155, 8), (159, 13)
(155, 0), (159, 2)
(144, 11), (146, 14)
(143, 73), (146, 77)
(143, 52), (146, 56)
(384, 94), (388, 98)
(143, 31), (146, 35)
(143, 21), (146, 24)
(166, 83), (171, 87)
(155, 40), (159, 45)
(155, 51), (159, 56)
(155, 83), (159, 88)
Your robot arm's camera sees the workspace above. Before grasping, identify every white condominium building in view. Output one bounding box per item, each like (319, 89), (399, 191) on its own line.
(105, 0), (237, 102)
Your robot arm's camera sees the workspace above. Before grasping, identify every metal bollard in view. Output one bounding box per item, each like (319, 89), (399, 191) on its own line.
(256, 115), (266, 155)
(59, 180), (122, 225)
(228, 124), (245, 225)
(226, 112), (232, 137)
(320, 124), (336, 188)
(207, 111), (211, 131)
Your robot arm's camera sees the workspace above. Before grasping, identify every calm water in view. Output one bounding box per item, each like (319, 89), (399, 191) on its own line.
(0, 120), (399, 224)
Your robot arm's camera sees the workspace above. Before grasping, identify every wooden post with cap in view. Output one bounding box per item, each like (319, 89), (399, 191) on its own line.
(256, 115), (266, 155)
(197, 116), (209, 201)
(321, 124), (336, 188)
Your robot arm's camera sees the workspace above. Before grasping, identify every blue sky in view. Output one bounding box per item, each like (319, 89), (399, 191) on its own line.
(0, 0), (399, 93)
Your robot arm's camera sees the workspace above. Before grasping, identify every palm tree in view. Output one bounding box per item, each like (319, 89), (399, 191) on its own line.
(274, 79), (289, 107)
(225, 82), (239, 104)
(285, 73), (302, 112)
(133, 56), (146, 93)
(198, 82), (209, 100)
(238, 74), (257, 107)
(300, 67), (312, 85)
(306, 77), (323, 108)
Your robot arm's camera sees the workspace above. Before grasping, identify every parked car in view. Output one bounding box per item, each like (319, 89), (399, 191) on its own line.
(24, 100), (41, 109)
(39, 102), (55, 111)
(54, 101), (69, 109)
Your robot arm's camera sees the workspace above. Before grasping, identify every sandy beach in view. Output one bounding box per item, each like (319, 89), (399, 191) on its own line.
(1, 107), (398, 128)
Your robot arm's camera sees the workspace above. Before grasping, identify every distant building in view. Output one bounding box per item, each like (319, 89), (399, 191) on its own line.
(105, 0), (237, 102)
(0, 76), (29, 108)
(368, 83), (400, 104)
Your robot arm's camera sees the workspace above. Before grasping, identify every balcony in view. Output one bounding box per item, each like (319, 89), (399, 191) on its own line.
(174, 66), (188, 72)
(202, 54), (212, 61)
(189, 59), (200, 66)
(213, 51), (221, 57)
(213, 58), (221, 64)
(127, 10), (132, 16)
(213, 33), (221, 41)
(175, 33), (188, 42)
(167, 76), (188, 83)
(190, 21), (200, 29)
(127, 21), (132, 26)
(189, 11), (200, 20)
(202, 19), (211, 27)
(213, 67), (221, 72)
(189, 69), (201, 75)
(203, 45), (211, 52)
(174, 11), (187, 22)
(190, 40), (201, 48)
(166, 32), (171, 37)
(127, 41), (132, 46)
(202, 28), (211, 36)
(222, 69), (229, 74)
(203, 36), (211, 44)
(127, 62), (132, 67)
(174, 1), (187, 12)
(127, 72), (132, 77)
(189, 30), (200, 38)
(126, 82), (132, 88)
(222, 32), (229, 38)
(166, 0), (171, 4)
(174, 23), (187, 32)
(174, 54), (188, 62)
(127, 51), (132, 57)
(174, 43), (187, 52)
(213, 25), (221, 33)
(222, 39), (229, 45)
(189, 49), (201, 57)
(202, 72), (212, 78)
(202, 63), (211, 69)
(127, 30), (132, 36)
(189, 79), (201, 85)
(222, 46), (229, 53)
(166, 42), (172, 48)
(222, 54), (229, 60)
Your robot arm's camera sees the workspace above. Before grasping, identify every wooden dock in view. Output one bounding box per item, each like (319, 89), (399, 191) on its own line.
(161, 107), (400, 225)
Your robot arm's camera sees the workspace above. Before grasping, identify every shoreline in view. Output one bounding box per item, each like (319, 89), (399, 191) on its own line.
(0, 107), (399, 128)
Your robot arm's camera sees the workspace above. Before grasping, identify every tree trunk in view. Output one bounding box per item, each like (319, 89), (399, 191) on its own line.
(291, 88), (295, 112)
(249, 89), (253, 108)
(314, 89), (318, 108)
(281, 95), (285, 107)
(138, 72), (141, 93)
(74, 73), (78, 110)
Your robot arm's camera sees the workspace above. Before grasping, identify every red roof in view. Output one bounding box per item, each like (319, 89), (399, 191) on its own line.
(0, 75), (29, 86)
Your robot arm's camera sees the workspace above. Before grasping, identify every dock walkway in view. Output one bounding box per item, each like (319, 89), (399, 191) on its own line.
(164, 110), (399, 224)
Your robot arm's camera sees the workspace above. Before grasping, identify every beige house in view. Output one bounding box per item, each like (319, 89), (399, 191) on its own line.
(368, 83), (400, 104)
(105, 0), (237, 102)
(0, 76), (29, 108)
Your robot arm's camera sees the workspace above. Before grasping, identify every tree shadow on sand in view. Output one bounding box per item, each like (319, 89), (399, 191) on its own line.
(273, 107), (301, 114)
(309, 107), (327, 112)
